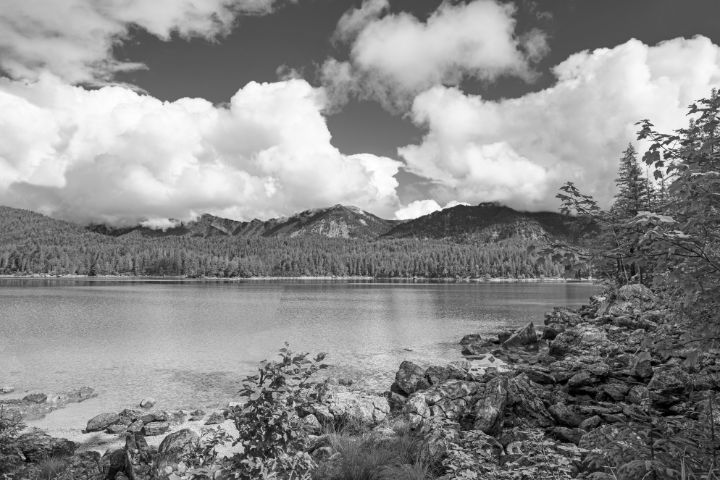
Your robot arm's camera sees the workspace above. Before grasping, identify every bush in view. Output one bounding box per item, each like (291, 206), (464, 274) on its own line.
(224, 343), (329, 480)
(0, 406), (25, 474)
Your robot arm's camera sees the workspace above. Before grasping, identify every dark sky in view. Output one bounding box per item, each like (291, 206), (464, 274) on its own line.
(115, 0), (720, 160)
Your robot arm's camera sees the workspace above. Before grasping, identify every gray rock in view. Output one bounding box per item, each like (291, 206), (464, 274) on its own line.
(473, 376), (508, 435)
(632, 351), (653, 380)
(301, 414), (322, 433)
(139, 398), (156, 409)
(460, 334), (482, 345)
(86, 412), (121, 432)
(16, 430), (76, 462)
(550, 426), (584, 445)
(106, 423), (127, 434)
(204, 411), (225, 425)
(0, 386), (15, 394)
(142, 421), (170, 436)
(154, 429), (200, 479)
(394, 361), (429, 395)
(502, 322), (538, 348)
(22, 393), (47, 404)
(549, 403), (585, 427)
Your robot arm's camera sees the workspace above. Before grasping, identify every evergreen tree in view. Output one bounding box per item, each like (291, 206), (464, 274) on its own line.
(612, 144), (650, 218)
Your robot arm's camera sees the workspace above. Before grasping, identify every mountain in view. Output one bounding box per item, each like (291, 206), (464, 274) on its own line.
(89, 204), (399, 240)
(383, 202), (575, 241)
(0, 206), (98, 243)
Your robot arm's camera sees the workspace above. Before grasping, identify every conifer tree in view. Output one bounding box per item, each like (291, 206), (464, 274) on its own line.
(612, 144), (650, 218)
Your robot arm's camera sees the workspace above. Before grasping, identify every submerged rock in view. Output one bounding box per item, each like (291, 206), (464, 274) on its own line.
(502, 322), (537, 348)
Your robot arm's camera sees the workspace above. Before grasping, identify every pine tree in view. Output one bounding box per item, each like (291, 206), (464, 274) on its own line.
(613, 144), (650, 218)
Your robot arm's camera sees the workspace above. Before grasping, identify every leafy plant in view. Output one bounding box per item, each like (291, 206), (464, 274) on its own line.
(224, 344), (329, 480)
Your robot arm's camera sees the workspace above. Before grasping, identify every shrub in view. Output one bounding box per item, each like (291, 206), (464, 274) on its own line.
(224, 343), (329, 480)
(0, 406), (25, 474)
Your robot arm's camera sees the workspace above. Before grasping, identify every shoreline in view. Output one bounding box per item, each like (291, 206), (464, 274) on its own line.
(0, 273), (597, 283)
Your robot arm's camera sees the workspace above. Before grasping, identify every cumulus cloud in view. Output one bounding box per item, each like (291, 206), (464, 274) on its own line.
(0, 0), (290, 83)
(323, 0), (547, 109)
(0, 75), (401, 225)
(399, 36), (720, 211)
(394, 199), (469, 220)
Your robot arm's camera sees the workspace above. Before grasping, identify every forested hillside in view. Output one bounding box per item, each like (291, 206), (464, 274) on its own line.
(0, 205), (576, 278)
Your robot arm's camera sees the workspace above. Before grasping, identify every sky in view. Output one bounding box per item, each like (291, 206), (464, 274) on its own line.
(1, 0), (719, 226)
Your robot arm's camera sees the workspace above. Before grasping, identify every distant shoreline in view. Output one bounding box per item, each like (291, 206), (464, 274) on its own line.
(0, 274), (596, 283)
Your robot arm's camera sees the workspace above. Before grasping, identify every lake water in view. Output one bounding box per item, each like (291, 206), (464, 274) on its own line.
(0, 279), (597, 435)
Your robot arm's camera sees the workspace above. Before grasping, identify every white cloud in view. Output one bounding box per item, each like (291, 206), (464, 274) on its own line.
(0, 0), (289, 83)
(399, 36), (720, 211)
(324, 0), (546, 109)
(394, 200), (441, 220)
(0, 75), (402, 225)
(394, 199), (469, 220)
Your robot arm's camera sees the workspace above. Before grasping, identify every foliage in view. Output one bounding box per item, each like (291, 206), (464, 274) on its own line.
(0, 206), (579, 279)
(314, 428), (435, 480)
(222, 344), (329, 480)
(36, 457), (69, 480)
(635, 89), (720, 317)
(0, 406), (25, 475)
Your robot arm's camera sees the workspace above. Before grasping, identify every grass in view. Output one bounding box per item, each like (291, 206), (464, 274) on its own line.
(313, 420), (438, 480)
(36, 456), (68, 480)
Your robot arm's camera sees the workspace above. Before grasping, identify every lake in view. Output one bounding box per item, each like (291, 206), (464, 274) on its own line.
(0, 279), (598, 436)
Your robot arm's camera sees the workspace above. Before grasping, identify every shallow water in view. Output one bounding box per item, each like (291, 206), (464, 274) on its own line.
(0, 279), (598, 435)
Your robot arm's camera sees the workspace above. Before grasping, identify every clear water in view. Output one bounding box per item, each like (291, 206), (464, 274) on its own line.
(0, 279), (597, 432)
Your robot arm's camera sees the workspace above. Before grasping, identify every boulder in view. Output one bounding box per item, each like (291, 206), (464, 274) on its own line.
(394, 361), (429, 395)
(632, 351), (653, 380)
(141, 410), (169, 424)
(506, 374), (554, 428)
(502, 322), (537, 348)
(154, 429), (200, 479)
(301, 414), (322, 434)
(22, 393), (47, 404)
(106, 423), (128, 434)
(425, 364), (466, 385)
(16, 430), (76, 462)
(460, 334), (482, 345)
(204, 411), (225, 425)
(139, 398), (156, 409)
(142, 421), (170, 436)
(648, 366), (691, 408)
(86, 412), (121, 432)
(549, 426), (584, 445)
(549, 331), (578, 357)
(324, 386), (390, 426)
(549, 403), (585, 428)
(473, 376), (508, 435)
(124, 433), (153, 480)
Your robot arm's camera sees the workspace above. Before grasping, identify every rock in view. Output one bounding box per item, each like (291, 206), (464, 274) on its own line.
(125, 433), (153, 480)
(627, 385), (650, 405)
(460, 334), (482, 345)
(154, 429), (199, 479)
(141, 410), (169, 423)
(497, 331), (512, 344)
(204, 411), (225, 425)
(312, 404), (334, 425)
(106, 423), (128, 434)
(542, 325), (562, 340)
(549, 331), (577, 357)
(502, 322), (537, 348)
(462, 343), (490, 356)
(22, 392), (47, 404)
(632, 351), (653, 380)
(394, 361), (429, 395)
(618, 284), (656, 304)
(140, 398), (156, 409)
(65, 386), (96, 403)
(580, 415), (603, 430)
(550, 426), (584, 445)
(648, 366), (691, 408)
(568, 370), (598, 389)
(0, 386), (14, 394)
(473, 376), (508, 435)
(142, 421), (170, 436)
(188, 409), (205, 421)
(600, 383), (630, 402)
(16, 429), (76, 462)
(549, 403), (585, 428)
(54, 451), (103, 480)
(506, 374), (554, 428)
(127, 419), (145, 433)
(86, 412), (121, 432)
(325, 386), (390, 426)
(425, 364), (466, 385)
(302, 414), (322, 433)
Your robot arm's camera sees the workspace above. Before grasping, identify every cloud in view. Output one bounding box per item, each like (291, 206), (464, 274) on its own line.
(0, 75), (402, 225)
(323, 0), (547, 109)
(399, 36), (720, 211)
(0, 0), (290, 84)
(394, 199), (469, 220)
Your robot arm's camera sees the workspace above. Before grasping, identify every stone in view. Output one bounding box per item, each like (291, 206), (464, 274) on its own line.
(86, 412), (121, 432)
(549, 331), (577, 357)
(188, 409), (205, 421)
(632, 351), (653, 380)
(502, 322), (538, 348)
(154, 429), (200, 479)
(106, 423), (128, 434)
(141, 410), (169, 423)
(550, 426), (584, 445)
(549, 403), (585, 428)
(16, 430), (76, 462)
(568, 370), (597, 389)
(302, 414), (322, 433)
(125, 433), (153, 480)
(204, 411), (225, 425)
(0, 386), (14, 394)
(580, 415), (603, 430)
(473, 376), (508, 435)
(627, 385), (650, 405)
(65, 386), (96, 403)
(460, 334), (482, 345)
(143, 421), (170, 436)
(127, 419), (145, 433)
(394, 361), (429, 395)
(140, 398), (156, 409)
(22, 392), (47, 404)
(600, 383), (630, 402)
(462, 343), (490, 356)
(506, 374), (554, 428)
(425, 364), (466, 385)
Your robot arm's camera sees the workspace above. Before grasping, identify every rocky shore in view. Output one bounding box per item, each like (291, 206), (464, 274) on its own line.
(2, 283), (715, 479)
